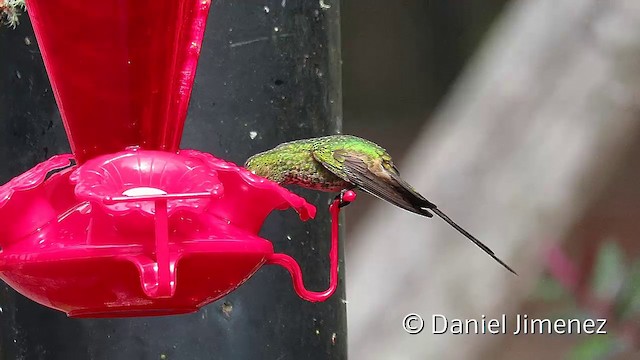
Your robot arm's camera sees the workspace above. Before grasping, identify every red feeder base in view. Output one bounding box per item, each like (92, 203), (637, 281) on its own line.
(1, 237), (273, 318)
(0, 150), (351, 317)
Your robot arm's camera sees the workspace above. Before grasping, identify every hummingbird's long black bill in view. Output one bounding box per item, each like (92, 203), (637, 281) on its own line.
(430, 208), (518, 276)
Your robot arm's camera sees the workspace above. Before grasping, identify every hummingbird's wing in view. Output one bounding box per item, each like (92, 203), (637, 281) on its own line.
(312, 150), (435, 218)
(314, 149), (518, 275)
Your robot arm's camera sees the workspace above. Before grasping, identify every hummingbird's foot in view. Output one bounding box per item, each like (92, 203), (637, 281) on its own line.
(336, 189), (357, 208)
(334, 193), (349, 208)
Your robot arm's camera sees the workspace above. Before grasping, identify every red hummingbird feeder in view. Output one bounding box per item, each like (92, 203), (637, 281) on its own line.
(0, 0), (353, 318)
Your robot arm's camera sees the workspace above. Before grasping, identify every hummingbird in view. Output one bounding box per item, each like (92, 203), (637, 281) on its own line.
(244, 134), (517, 275)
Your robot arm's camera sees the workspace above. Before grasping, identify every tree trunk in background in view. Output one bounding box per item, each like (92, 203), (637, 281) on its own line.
(347, 0), (640, 359)
(0, 1), (346, 359)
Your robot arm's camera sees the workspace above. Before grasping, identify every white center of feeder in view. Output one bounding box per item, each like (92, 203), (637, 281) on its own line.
(122, 187), (167, 197)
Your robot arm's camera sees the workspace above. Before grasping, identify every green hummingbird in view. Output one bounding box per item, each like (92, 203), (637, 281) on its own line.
(244, 134), (516, 275)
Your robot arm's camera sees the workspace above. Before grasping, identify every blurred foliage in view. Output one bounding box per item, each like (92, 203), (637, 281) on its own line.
(535, 275), (571, 302)
(591, 241), (625, 302)
(568, 335), (618, 360)
(535, 240), (640, 359)
(615, 261), (640, 320)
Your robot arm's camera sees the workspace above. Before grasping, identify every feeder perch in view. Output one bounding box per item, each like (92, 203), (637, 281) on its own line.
(0, 0), (352, 317)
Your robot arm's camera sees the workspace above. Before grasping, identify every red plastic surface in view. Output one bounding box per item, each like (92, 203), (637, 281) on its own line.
(267, 190), (356, 302)
(26, 0), (211, 163)
(0, 0), (348, 317)
(0, 150), (347, 316)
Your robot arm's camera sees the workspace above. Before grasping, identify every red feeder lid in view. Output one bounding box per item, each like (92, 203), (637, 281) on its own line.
(27, 0), (212, 163)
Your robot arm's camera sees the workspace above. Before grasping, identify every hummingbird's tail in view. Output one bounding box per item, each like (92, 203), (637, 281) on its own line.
(429, 207), (518, 275)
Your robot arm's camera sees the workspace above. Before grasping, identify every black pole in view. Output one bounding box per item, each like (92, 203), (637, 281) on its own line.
(0, 1), (345, 359)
